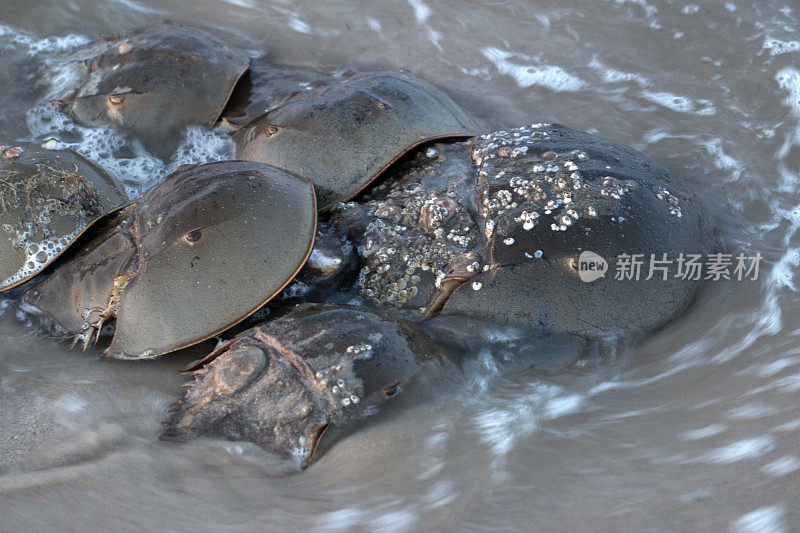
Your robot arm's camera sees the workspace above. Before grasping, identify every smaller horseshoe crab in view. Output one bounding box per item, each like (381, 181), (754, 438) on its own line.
(233, 70), (484, 210)
(333, 123), (714, 339)
(23, 160), (316, 359)
(0, 141), (127, 292)
(162, 303), (442, 468)
(52, 24), (250, 158)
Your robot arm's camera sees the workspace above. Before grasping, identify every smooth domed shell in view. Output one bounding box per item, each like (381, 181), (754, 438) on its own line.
(106, 160), (317, 358)
(233, 70), (483, 210)
(65, 24), (249, 159)
(0, 141), (127, 292)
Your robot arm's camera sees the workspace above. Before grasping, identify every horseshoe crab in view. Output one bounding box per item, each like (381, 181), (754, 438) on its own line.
(22, 160), (316, 359)
(333, 123), (714, 339)
(162, 303), (442, 468)
(0, 141), (127, 292)
(52, 24), (249, 158)
(233, 70), (484, 210)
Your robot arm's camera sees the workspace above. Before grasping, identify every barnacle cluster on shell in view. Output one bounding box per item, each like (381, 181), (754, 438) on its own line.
(471, 123), (640, 242)
(310, 341), (376, 407)
(334, 146), (482, 309)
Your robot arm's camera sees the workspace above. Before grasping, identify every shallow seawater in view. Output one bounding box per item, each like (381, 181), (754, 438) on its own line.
(1, 0), (799, 530)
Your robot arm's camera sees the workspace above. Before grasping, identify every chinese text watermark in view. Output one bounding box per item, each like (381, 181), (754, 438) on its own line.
(577, 251), (762, 282)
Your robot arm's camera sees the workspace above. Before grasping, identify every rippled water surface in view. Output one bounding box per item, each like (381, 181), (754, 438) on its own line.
(1, 1), (799, 531)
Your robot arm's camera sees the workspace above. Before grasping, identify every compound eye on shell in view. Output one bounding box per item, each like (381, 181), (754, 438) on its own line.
(184, 229), (203, 244)
(108, 94), (125, 106)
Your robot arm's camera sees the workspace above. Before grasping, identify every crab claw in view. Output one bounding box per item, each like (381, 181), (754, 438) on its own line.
(217, 116), (243, 132)
(49, 89), (77, 108)
(69, 328), (94, 351)
(93, 318), (104, 345)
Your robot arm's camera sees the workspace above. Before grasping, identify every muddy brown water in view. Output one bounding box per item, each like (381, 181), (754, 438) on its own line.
(1, 1), (799, 531)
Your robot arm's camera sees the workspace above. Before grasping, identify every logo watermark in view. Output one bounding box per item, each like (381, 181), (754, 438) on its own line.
(577, 252), (762, 283)
(577, 251), (608, 283)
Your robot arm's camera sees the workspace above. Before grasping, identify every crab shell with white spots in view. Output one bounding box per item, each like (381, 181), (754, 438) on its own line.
(0, 141), (128, 292)
(334, 124), (714, 340)
(162, 303), (442, 468)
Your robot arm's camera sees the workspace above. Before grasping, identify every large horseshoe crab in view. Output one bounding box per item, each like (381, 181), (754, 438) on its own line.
(23, 160), (316, 359)
(332, 123), (714, 340)
(233, 70), (484, 209)
(51, 23), (249, 158)
(0, 141), (127, 292)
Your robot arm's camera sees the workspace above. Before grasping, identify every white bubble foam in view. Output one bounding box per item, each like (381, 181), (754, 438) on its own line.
(701, 436), (774, 464)
(312, 504), (417, 532)
(589, 57), (649, 86)
(774, 373), (800, 393)
(543, 394), (583, 418)
(1, 228), (80, 289)
(763, 37), (800, 56)
(680, 424), (727, 441)
(288, 18), (311, 34)
(408, 0), (431, 24)
(470, 375), (584, 468)
(481, 47), (586, 92)
(731, 505), (787, 533)
(767, 247), (799, 292)
(760, 456), (800, 477)
(776, 67), (800, 159)
(16, 33), (237, 198)
(14, 300), (67, 335)
(640, 90), (716, 115)
(702, 139), (744, 181)
(776, 68), (800, 111)
(25, 101), (235, 198)
(0, 24), (89, 56)
(0, 24), (91, 105)
(725, 404), (778, 419)
(602, 0), (658, 18)
(222, 0), (255, 7)
(752, 357), (800, 378)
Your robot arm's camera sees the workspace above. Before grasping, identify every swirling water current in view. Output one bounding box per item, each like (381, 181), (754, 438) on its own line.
(0, 1), (799, 530)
